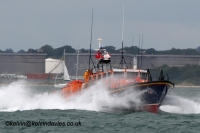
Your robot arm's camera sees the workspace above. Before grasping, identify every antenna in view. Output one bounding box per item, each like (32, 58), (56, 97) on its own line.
(132, 35), (134, 55)
(63, 49), (65, 61)
(138, 34), (140, 69)
(88, 8), (93, 70)
(88, 8), (97, 72)
(119, 3), (127, 69)
(122, 3), (124, 42)
(141, 34), (143, 68)
(76, 47), (80, 80)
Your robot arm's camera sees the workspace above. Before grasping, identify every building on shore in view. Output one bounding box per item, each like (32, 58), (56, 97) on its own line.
(0, 53), (46, 74)
(0, 53), (200, 79)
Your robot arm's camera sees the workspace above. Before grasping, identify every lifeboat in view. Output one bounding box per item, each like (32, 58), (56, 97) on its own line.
(60, 65), (174, 113)
(60, 39), (174, 113)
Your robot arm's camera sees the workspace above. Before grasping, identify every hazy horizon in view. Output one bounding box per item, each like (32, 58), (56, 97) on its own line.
(1, 0), (200, 52)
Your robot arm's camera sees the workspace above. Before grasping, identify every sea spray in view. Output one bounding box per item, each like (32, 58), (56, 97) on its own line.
(160, 94), (200, 114)
(0, 81), (67, 111)
(65, 79), (145, 112)
(0, 80), (145, 112)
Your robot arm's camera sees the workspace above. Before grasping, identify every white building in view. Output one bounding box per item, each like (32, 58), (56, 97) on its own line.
(45, 58), (64, 74)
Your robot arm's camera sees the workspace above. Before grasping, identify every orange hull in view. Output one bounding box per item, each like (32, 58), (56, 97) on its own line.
(61, 80), (83, 98)
(141, 104), (159, 113)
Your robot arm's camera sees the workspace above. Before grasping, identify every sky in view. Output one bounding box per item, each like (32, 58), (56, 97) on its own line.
(0, 0), (200, 52)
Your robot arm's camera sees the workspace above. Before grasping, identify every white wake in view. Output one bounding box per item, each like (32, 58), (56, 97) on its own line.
(0, 80), (142, 112)
(160, 94), (200, 114)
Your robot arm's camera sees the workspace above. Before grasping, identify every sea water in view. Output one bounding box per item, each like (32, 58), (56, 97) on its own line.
(0, 80), (200, 133)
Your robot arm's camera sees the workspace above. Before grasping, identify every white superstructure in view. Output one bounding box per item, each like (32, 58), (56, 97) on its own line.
(45, 58), (64, 74)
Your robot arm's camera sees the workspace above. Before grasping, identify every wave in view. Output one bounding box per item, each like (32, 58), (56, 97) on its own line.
(2, 81), (199, 114)
(160, 94), (200, 114)
(0, 80), (143, 112)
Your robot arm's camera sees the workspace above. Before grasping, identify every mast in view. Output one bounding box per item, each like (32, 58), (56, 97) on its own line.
(132, 35), (136, 69)
(63, 49), (65, 62)
(76, 48), (80, 80)
(141, 34), (143, 68)
(63, 49), (65, 77)
(88, 8), (93, 71)
(119, 3), (127, 69)
(132, 35), (134, 55)
(63, 49), (70, 80)
(138, 35), (140, 69)
(88, 8), (97, 72)
(121, 3), (124, 68)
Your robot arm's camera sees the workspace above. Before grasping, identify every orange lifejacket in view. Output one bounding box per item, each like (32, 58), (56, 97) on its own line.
(84, 71), (90, 82)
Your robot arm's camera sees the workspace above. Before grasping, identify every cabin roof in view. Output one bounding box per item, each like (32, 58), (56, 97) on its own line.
(113, 69), (147, 73)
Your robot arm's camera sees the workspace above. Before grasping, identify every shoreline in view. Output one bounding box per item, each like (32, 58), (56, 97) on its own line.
(175, 86), (200, 88)
(0, 83), (200, 88)
(0, 84), (54, 86)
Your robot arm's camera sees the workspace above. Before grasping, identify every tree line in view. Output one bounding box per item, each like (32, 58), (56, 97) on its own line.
(1, 45), (200, 85)
(150, 64), (200, 86)
(1, 45), (200, 58)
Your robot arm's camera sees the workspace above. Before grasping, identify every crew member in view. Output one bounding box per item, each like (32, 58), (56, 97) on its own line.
(103, 51), (111, 63)
(95, 50), (103, 60)
(84, 70), (90, 82)
(96, 50), (104, 68)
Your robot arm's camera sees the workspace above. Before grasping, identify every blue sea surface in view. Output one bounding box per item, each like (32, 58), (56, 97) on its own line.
(0, 81), (200, 133)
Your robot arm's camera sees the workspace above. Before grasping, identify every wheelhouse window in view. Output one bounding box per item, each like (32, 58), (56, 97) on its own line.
(93, 75), (96, 80)
(124, 72), (147, 80)
(113, 72), (124, 78)
(103, 73), (107, 78)
(140, 73), (147, 79)
(127, 72), (137, 78)
(89, 76), (92, 81)
(108, 72), (111, 77)
(98, 74), (101, 79)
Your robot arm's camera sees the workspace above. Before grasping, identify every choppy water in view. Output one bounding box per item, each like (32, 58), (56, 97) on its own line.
(0, 80), (200, 132)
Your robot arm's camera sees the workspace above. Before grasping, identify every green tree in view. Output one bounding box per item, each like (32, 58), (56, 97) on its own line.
(27, 48), (37, 53)
(103, 46), (118, 53)
(17, 49), (25, 53)
(40, 45), (54, 57)
(53, 45), (76, 58)
(153, 64), (200, 85)
(5, 48), (14, 53)
(63, 45), (76, 53)
(196, 46), (200, 53)
(122, 46), (139, 55)
(79, 48), (88, 53)
(146, 48), (157, 55)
